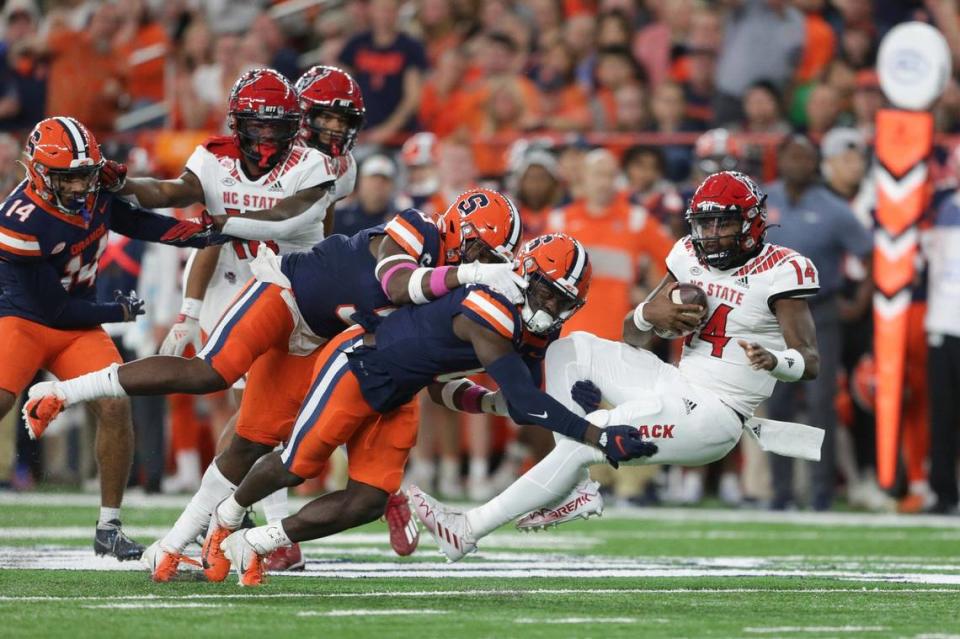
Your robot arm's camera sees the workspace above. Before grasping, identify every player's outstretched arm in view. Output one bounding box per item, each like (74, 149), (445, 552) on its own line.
(108, 198), (222, 247)
(738, 297), (820, 381)
(375, 236), (525, 306)
(452, 313), (655, 466)
(117, 169), (205, 210)
(3, 260), (139, 329)
(215, 183), (335, 241)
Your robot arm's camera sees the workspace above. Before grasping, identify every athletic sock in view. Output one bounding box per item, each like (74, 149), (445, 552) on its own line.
(216, 494), (248, 530)
(245, 522), (292, 555)
(466, 438), (602, 538)
(57, 363), (126, 404)
(98, 507), (121, 527)
(260, 488), (290, 525)
(160, 461), (237, 553)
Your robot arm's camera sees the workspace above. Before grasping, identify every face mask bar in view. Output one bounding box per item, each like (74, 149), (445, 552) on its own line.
(236, 116), (300, 169)
(45, 164), (101, 213)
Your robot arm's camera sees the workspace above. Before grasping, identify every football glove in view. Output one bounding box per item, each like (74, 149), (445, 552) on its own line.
(159, 314), (201, 356)
(160, 210), (216, 243)
(571, 380), (602, 414)
(598, 425), (658, 469)
(114, 289), (145, 322)
(100, 160), (128, 192)
(457, 262), (527, 304)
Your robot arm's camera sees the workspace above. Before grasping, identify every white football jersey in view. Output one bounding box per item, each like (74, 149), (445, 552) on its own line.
(185, 137), (356, 332)
(667, 237), (819, 416)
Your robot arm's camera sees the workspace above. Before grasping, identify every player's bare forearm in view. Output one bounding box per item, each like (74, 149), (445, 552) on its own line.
(120, 171), (204, 209)
(183, 246), (220, 301)
(375, 236), (459, 305)
(622, 311), (651, 348)
(774, 297), (820, 380)
(322, 202), (335, 237)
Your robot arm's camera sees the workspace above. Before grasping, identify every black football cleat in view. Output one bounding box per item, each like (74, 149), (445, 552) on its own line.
(94, 519), (145, 561)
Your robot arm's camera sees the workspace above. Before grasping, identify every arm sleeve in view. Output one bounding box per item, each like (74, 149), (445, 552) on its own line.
(1, 260), (124, 328)
(383, 208), (441, 262)
(107, 198), (213, 247)
(220, 188), (335, 241)
(485, 351), (589, 442)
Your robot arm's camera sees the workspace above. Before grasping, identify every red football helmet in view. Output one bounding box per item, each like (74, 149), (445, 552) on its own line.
(24, 116), (104, 216)
(436, 188), (522, 265)
(686, 171), (767, 270)
(227, 68), (301, 170)
(401, 132), (438, 167)
(296, 65), (365, 157)
(514, 233), (591, 334)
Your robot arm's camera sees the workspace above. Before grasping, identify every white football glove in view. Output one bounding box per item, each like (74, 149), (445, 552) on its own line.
(480, 389), (510, 417)
(457, 262), (527, 304)
(159, 314), (201, 356)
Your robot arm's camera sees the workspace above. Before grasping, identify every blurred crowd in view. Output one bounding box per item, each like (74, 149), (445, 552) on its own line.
(1, 0), (960, 515)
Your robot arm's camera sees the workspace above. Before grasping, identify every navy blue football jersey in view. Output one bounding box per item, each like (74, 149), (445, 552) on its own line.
(0, 180), (215, 328)
(347, 285), (555, 413)
(280, 207), (446, 338)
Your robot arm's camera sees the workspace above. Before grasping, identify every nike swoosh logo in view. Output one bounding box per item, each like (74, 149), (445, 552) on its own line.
(528, 411), (548, 419)
(615, 435), (626, 455)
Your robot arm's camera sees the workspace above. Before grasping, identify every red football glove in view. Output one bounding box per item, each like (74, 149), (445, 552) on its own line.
(101, 160), (128, 192)
(160, 210), (215, 242)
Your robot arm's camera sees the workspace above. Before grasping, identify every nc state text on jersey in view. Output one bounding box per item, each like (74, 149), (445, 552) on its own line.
(222, 192), (282, 210)
(689, 280), (745, 306)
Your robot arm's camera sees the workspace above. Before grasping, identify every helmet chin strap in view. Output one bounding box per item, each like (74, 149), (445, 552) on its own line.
(521, 303), (556, 334)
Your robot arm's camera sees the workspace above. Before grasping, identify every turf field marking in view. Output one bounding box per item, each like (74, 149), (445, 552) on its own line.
(296, 609), (447, 617)
(514, 617), (638, 624)
(82, 603), (233, 609)
(744, 627), (888, 633)
(1, 588), (958, 603)
(3, 492), (959, 528)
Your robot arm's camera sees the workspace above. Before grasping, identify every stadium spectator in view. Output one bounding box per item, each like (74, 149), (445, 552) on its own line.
(591, 45), (645, 130)
(682, 46), (716, 127)
(399, 131), (440, 210)
(549, 148), (673, 341)
(763, 134), (872, 511)
(925, 187), (960, 515)
(339, 0), (428, 144)
(114, 0), (169, 112)
(650, 81), (698, 181)
(851, 70), (884, 137)
(804, 83), (843, 140)
(738, 81), (791, 135)
(333, 154), (398, 237)
(0, 0), (46, 135)
(713, 0), (805, 125)
(632, 0), (692, 87)
(421, 138), (476, 216)
(509, 148), (562, 240)
(181, 31), (248, 132)
(613, 82), (650, 132)
(417, 46), (471, 139)
(535, 40), (592, 132)
(622, 145), (684, 232)
(249, 12), (300, 80)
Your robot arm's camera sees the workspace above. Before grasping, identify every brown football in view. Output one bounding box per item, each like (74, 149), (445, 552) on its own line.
(654, 283), (709, 339)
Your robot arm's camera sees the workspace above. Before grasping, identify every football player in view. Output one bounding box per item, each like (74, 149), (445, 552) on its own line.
(24, 189), (528, 580)
(1, 116), (225, 560)
(411, 171), (822, 561)
(190, 233), (656, 586)
(100, 66), (362, 571)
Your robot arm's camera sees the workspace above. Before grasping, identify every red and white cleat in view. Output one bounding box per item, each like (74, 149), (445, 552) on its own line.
(142, 541), (200, 583)
(515, 478), (604, 531)
(200, 510), (235, 582)
(407, 484), (475, 562)
(222, 530), (266, 587)
(384, 491), (419, 556)
(265, 542), (305, 572)
(21, 382), (65, 440)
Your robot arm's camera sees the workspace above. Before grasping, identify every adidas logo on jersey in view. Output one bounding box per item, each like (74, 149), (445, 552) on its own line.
(268, 181), (285, 192)
(683, 398), (698, 414)
(734, 276), (750, 289)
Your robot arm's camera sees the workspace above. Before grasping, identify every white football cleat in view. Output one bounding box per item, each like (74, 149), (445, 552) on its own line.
(221, 530), (265, 587)
(408, 484), (476, 562)
(515, 478), (604, 531)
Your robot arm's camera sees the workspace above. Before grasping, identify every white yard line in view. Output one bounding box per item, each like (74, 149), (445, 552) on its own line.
(1, 588), (957, 603)
(296, 609), (447, 617)
(744, 627), (888, 633)
(514, 617), (638, 624)
(3, 492), (959, 528)
(82, 603), (233, 610)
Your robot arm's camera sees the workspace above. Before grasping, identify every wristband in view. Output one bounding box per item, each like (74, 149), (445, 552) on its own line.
(179, 297), (203, 320)
(769, 348), (805, 382)
(632, 302), (653, 332)
(460, 384), (485, 413)
(379, 260), (416, 297)
(430, 266), (455, 298)
(440, 379), (471, 411)
(408, 267), (431, 304)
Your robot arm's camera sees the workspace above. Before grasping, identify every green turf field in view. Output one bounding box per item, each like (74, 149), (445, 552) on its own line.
(1, 492), (958, 638)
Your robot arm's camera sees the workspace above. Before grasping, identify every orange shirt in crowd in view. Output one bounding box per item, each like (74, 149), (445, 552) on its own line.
(120, 22), (169, 104)
(549, 192), (674, 340)
(795, 13), (836, 82)
(519, 204), (553, 242)
(418, 80), (472, 139)
(46, 28), (126, 138)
